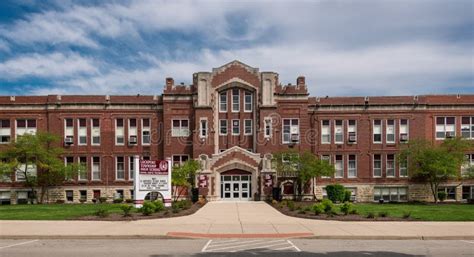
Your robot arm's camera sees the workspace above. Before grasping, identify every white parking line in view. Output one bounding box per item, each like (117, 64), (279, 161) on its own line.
(0, 240), (39, 250)
(201, 239), (212, 252)
(287, 239), (301, 252)
(228, 241), (291, 252)
(205, 239), (265, 249)
(206, 240), (286, 252)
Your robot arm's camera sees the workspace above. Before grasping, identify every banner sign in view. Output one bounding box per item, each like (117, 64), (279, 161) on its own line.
(139, 160), (169, 191)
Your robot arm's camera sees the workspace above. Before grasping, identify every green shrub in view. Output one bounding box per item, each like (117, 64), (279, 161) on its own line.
(99, 197), (107, 203)
(171, 204), (180, 213)
(141, 201), (155, 216)
(402, 211), (411, 219)
(325, 184), (346, 203)
(349, 209), (358, 215)
(378, 211), (389, 218)
(340, 202), (353, 215)
(311, 203), (323, 215)
(344, 190), (352, 202)
(95, 208), (109, 218)
(287, 200), (296, 211)
(297, 206), (306, 214)
(113, 198), (123, 204)
(320, 199), (335, 214)
(304, 206), (312, 212)
(120, 204), (133, 217)
(366, 212), (375, 219)
(437, 191), (447, 202)
(152, 200), (165, 212)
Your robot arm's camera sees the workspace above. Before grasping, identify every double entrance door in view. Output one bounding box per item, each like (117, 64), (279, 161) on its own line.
(221, 175), (251, 200)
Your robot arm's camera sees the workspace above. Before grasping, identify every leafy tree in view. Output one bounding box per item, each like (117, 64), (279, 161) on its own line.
(399, 137), (474, 203)
(171, 159), (201, 202)
(0, 132), (82, 203)
(273, 150), (335, 200)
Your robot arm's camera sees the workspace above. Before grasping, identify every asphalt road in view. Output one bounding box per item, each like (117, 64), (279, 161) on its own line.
(0, 239), (473, 257)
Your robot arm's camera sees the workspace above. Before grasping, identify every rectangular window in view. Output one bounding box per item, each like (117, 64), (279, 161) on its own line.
(374, 187), (408, 202)
(128, 119), (137, 145)
(438, 187), (456, 200)
(335, 155), (344, 178)
(334, 120), (344, 144)
(386, 120), (395, 144)
(64, 118), (74, 145)
(347, 120), (357, 143)
(244, 119), (252, 135)
(0, 120), (11, 144)
(129, 156), (135, 181)
(462, 186), (474, 200)
(373, 154), (382, 177)
(92, 157), (101, 180)
(78, 119), (87, 145)
(232, 119), (240, 135)
(16, 119), (36, 137)
(244, 91), (252, 112)
(399, 119), (409, 142)
(219, 91), (227, 112)
(348, 155), (357, 178)
(200, 119), (208, 138)
(172, 155), (189, 167)
(115, 118), (124, 145)
(386, 154), (395, 177)
(65, 156), (74, 181)
(16, 163), (36, 182)
(78, 157), (87, 181)
(462, 154), (474, 176)
(399, 157), (408, 177)
(321, 120), (331, 144)
(116, 156), (125, 180)
(91, 119), (100, 145)
(79, 190), (87, 201)
(65, 190), (74, 202)
(264, 118), (272, 138)
(232, 89), (240, 112)
(142, 118), (151, 145)
(282, 119), (300, 144)
(436, 117), (456, 139)
(373, 120), (382, 143)
(461, 117), (474, 139)
(219, 120), (227, 135)
(171, 119), (190, 137)
(321, 155), (331, 178)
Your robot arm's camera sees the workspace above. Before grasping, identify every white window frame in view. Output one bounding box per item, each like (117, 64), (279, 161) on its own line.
(219, 119), (228, 136)
(321, 120), (331, 144)
(386, 154), (395, 177)
(232, 89), (240, 112)
(128, 118), (138, 144)
(399, 156), (408, 177)
(142, 118), (151, 145)
(347, 120), (357, 144)
(77, 118), (87, 146)
(91, 118), (100, 146)
(78, 156), (88, 181)
(16, 163), (36, 182)
(115, 156), (125, 180)
(64, 156), (74, 181)
(264, 117), (272, 138)
(244, 91), (253, 112)
(129, 156), (135, 181)
(15, 119), (37, 138)
(399, 119), (409, 143)
(171, 119), (190, 137)
(348, 155), (357, 178)
(244, 119), (252, 135)
(373, 154), (382, 177)
(373, 120), (382, 144)
(64, 118), (74, 145)
(321, 155), (331, 178)
(461, 117), (474, 139)
(115, 118), (125, 145)
(282, 118), (300, 144)
(0, 119), (11, 144)
(334, 155), (344, 178)
(199, 118), (208, 138)
(386, 119), (396, 144)
(92, 156), (101, 181)
(172, 155), (189, 167)
(435, 116), (456, 140)
(219, 91), (227, 112)
(334, 120), (344, 144)
(232, 119), (240, 135)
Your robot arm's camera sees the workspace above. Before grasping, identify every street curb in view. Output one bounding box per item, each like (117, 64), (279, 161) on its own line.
(166, 232), (314, 239)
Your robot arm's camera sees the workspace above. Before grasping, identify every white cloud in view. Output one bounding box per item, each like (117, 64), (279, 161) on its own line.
(0, 52), (98, 79)
(0, 39), (9, 52)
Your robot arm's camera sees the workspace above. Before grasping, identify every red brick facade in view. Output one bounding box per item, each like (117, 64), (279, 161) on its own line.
(0, 61), (473, 203)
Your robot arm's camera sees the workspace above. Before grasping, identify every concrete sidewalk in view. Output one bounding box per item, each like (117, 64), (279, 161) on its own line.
(0, 202), (473, 239)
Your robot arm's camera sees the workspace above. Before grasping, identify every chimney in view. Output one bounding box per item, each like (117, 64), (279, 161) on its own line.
(297, 76), (305, 86)
(166, 77), (174, 87)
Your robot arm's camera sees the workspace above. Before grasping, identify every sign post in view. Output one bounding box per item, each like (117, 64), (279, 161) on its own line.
(133, 156), (172, 208)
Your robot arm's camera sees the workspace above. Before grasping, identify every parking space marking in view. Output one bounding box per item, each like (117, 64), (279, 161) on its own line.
(0, 240), (39, 250)
(201, 239), (300, 253)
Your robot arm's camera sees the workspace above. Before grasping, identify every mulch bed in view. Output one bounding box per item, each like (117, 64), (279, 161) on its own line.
(74, 202), (205, 221)
(268, 201), (412, 221)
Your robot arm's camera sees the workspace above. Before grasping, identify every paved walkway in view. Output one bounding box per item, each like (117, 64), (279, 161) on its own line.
(0, 202), (473, 239)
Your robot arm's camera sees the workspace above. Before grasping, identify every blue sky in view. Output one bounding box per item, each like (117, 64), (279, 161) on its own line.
(0, 0), (472, 97)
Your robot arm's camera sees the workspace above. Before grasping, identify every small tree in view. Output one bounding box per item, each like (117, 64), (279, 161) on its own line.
(0, 132), (81, 203)
(399, 137), (473, 203)
(273, 150), (335, 200)
(171, 159), (201, 202)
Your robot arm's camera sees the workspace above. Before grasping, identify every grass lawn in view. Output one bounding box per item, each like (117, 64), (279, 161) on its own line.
(0, 204), (125, 220)
(352, 203), (474, 221)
